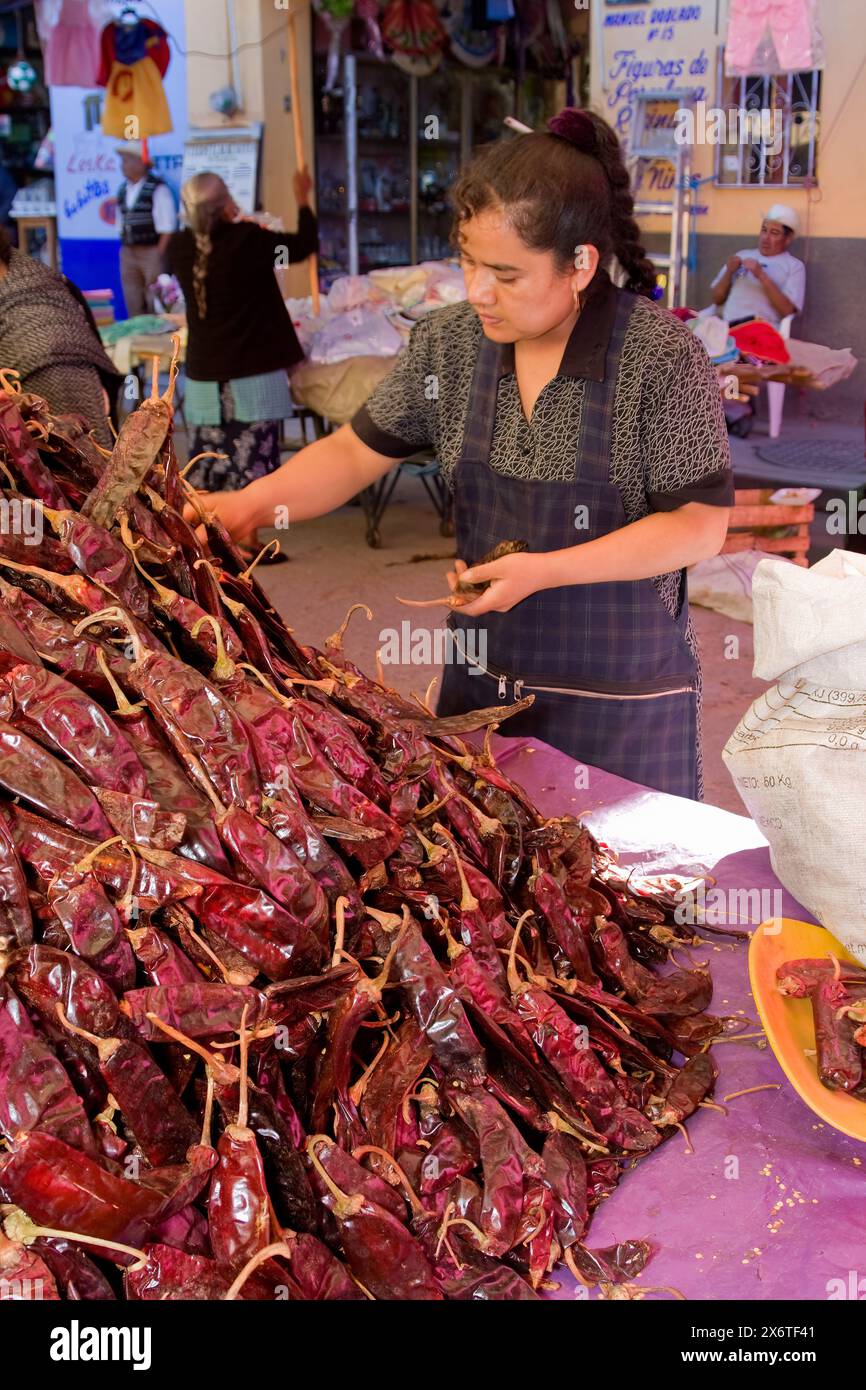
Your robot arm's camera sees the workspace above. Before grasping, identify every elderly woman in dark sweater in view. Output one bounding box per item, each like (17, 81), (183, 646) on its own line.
(168, 170), (318, 492)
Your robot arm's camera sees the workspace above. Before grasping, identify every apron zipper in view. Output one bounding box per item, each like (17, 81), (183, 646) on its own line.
(454, 632), (694, 702)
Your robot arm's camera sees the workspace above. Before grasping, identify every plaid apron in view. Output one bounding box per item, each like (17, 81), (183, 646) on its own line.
(439, 290), (700, 799)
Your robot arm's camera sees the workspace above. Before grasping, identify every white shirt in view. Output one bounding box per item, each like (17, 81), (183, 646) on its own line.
(124, 177), (177, 235)
(711, 248), (805, 327)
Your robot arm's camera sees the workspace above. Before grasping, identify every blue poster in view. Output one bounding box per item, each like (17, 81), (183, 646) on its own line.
(50, 0), (188, 313)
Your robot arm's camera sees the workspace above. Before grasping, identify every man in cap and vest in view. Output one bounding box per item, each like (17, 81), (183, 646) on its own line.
(116, 141), (177, 316)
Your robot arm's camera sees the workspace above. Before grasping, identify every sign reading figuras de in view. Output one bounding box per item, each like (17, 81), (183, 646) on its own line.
(592, 3), (720, 150)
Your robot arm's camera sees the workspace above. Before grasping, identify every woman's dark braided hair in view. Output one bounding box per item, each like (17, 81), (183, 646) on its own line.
(451, 107), (659, 299)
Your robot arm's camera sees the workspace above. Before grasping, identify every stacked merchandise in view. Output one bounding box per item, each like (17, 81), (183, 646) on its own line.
(82, 288), (115, 329)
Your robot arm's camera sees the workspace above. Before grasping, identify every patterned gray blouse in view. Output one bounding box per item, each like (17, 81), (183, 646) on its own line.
(352, 270), (733, 620)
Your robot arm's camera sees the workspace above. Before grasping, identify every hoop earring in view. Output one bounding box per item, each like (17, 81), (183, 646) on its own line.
(572, 288), (582, 318)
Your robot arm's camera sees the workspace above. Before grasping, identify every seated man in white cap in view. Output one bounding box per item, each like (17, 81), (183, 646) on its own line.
(116, 141), (177, 317)
(710, 203), (805, 329)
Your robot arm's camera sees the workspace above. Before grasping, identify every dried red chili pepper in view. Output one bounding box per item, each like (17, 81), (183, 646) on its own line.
(0, 661), (149, 796)
(92, 655), (230, 873)
(32, 1236), (117, 1300)
(0, 597), (42, 667)
(776, 957), (866, 996)
(0, 805), (32, 946)
(565, 1238), (652, 1287)
(593, 918), (712, 1018)
(0, 1229), (61, 1300)
(308, 1137), (407, 1222)
(0, 393), (70, 507)
(5, 805), (192, 911)
(54, 1006), (200, 1166)
(392, 915), (487, 1083)
(419, 1118), (480, 1196)
(0, 1130), (165, 1255)
(647, 1052), (718, 1127)
(306, 1134), (442, 1300)
(132, 845), (325, 982)
(277, 1230), (365, 1300)
(445, 1082), (543, 1257)
(0, 575), (130, 693)
(811, 976), (863, 1092)
(358, 1016), (433, 1161)
(48, 858), (137, 993)
(0, 718), (114, 838)
(532, 869), (596, 984)
(0, 979), (96, 1152)
(81, 357), (178, 528)
(204, 1007), (271, 1273)
(42, 508), (151, 618)
(9, 943), (120, 1038)
(120, 982), (268, 1041)
(216, 803), (329, 961)
(124, 1243), (274, 1300)
(126, 920), (202, 987)
(541, 1130), (588, 1248)
(309, 908), (407, 1148)
(94, 789), (187, 852)
(77, 607), (261, 813)
(229, 676), (403, 869)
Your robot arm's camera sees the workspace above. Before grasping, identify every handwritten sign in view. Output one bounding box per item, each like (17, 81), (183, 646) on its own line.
(593, 2), (718, 148)
(592, 2), (720, 205)
(181, 131), (262, 215)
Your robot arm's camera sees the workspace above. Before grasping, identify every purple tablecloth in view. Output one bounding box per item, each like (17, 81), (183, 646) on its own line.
(493, 736), (864, 1302)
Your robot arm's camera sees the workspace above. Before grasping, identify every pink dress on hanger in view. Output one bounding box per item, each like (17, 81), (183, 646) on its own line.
(37, 0), (104, 88)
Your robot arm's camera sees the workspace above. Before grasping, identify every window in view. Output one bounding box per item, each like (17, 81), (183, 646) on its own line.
(715, 58), (821, 188)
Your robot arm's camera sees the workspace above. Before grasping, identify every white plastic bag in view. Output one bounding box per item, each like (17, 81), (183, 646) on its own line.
(688, 549), (772, 624)
(722, 549), (866, 959)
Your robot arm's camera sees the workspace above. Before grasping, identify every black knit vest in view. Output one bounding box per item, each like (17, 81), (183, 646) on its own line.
(119, 172), (163, 247)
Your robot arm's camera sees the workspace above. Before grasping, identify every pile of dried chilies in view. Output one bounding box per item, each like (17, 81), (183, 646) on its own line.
(777, 957), (866, 1095)
(0, 363), (730, 1301)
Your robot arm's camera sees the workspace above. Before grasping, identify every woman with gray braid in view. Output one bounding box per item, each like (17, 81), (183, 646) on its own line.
(168, 169), (317, 500)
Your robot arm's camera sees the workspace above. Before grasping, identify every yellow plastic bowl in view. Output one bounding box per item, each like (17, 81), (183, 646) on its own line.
(749, 917), (866, 1142)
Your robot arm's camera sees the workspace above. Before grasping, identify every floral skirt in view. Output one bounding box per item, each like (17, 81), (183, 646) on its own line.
(187, 382), (282, 491)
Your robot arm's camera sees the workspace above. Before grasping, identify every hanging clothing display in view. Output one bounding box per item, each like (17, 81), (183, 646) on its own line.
(34, 0), (110, 88)
(97, 16), (172, 138)
(725, 0), (825, 77)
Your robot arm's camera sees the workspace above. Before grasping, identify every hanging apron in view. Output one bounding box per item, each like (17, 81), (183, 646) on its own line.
(439, 290), (701, 800)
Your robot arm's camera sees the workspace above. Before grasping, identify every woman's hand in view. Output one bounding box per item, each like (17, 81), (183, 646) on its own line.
(183, 487), (259, 543)
(449, 551), (554, 617)
(293, 167), (313, 207)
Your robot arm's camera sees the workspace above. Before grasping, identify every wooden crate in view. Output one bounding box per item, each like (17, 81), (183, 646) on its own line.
(721, 488), (814, 567)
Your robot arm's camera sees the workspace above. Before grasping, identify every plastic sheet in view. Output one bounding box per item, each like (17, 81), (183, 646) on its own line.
(490, 735), (863, 1302)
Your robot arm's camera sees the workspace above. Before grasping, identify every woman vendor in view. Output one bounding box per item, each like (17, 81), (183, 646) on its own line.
(167, 170), (317, 496)
(194, 109), (733, 800)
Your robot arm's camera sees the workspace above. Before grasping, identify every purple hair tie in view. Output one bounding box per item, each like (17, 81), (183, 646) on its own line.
(547, 108), (597, 155)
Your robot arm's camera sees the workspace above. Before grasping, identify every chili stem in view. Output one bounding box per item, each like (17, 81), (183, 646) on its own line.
(722, 1084), (781, 1103)
(351, 1144), (423, 1216)
(223, 1241), (293, 1301)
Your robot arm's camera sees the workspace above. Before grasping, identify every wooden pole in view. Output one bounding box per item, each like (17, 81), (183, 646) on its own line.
(286, 4), (320, 315)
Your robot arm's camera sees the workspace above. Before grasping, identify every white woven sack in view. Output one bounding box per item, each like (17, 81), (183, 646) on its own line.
(722, 550), (866, 959)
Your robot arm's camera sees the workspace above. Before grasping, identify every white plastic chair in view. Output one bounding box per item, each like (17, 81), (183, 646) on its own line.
(767, 313), (795, 439)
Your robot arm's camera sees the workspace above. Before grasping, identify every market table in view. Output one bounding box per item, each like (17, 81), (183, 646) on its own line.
(493, 734), (864, 1301)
